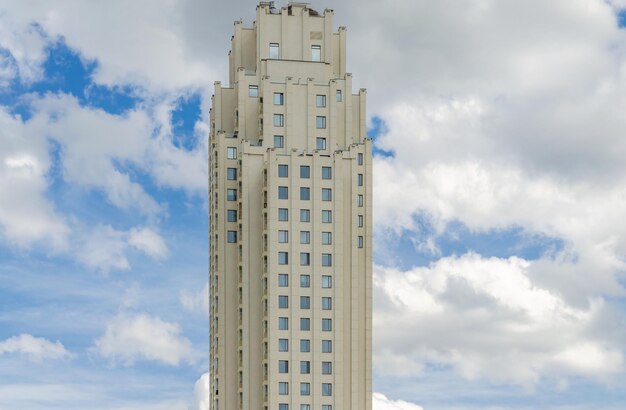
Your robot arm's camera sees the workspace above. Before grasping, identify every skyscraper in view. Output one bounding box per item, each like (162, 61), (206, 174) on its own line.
(209, 3), (371, 409)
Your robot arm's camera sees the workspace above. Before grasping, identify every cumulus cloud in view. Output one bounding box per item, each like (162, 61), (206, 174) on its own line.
(373, 393), (424, 410)
(94, 313), (196, 366)
(190, 372), (210, 410)
(128, 227), (169, 260)
(0, 334), (71, 362)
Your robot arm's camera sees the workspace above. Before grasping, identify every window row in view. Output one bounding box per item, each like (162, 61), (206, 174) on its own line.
(277, 296), (332, 310)
(279, 405), (333, 410)
(277, 252), (333, 266)
(278, 274), (332, 288)
(273, 93), (327, 108)
(277, 318), (332, 332)
(278, 230), (332, 244)
(266, 43), (326, 64)
(278, 382), (332, 396)
(277, 208), (333, 223)
(277, 360), (333, 375)
(276, 338), (331, 353)
(277, 164), (332, 179)
(273, 136), (328, 150)
(277, 187), (333, 201)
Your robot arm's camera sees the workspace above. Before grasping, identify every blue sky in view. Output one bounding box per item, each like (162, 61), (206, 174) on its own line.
(2, 1), (626, 410)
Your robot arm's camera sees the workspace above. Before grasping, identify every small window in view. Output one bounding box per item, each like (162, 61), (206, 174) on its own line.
(227, 188), (237, 201)
(227, 147), (237, 159)
(322, 406), (332, 410)
(316, 116), (326, 129)
(300, 318), (310, 331)
(278, 274), (289, 287)
(316, 137), (326, 150)
(300, 339), (310, 352)
(278, 186), (288, 199)
(274, 92), (284, 105)
(321, 188), (332, 201)
(227, 168), (237, 180)
(300, 252), (310, 266)
(300, 361), (311, 375)
(322, 210), (332, 223)
(280, 404), (289, 410)
(300, 382), (311, 395)
(322, 297), (332, 310)
(278, 382), (289, 395)
(300, 209), (310, 222)
(278, 230), (289, 243)
(278, 208), (289, 221)
(300, 275), (310, 288)
(322, 232), (332, 245)
(278, 252), (289, 265)
(358, 173), (363, 186)
(322, 253), (332, 266)
(358, 215), (364, 227)
(248, 85), (259, 97)
(279, 360), (289, 373)
(227, 231), (237, 243)
(300, 296), (310, 310)
(311, 45), (321, 62)
(278, 164), (288, 177)
(322, 318), (332, 331)
(300, 231), (310, 244)
(274, 114), (284, 127)
(300, 405), (311, 410)
(279, 295), (289, 308)
(358, 194), (363, 207)
(279, 317), (289, 330)
(322, 340), (332, 353)
(227, 210), (237, 222)
(322, 361), (332, 374)
(358, 153), (364, 165)
(336, 90), (342, 102)
(322, 383), (332, 396)
(322, 275), (332, 288)
(316, 95), (326, 107)
(300, 165), (310, 178)
(278, 338), (289, 352)
(358, 235), (364, 248)
(321, 166), (332, 179)
(274, 135), (284, 148)
(269, 43), (280, 59)
(300, 187), (310, 200)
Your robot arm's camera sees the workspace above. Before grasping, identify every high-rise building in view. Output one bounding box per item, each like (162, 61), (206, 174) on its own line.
(209, 2), (371, 409)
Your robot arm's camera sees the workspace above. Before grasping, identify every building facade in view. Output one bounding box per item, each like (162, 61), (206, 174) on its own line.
(209, 3), (371, 409)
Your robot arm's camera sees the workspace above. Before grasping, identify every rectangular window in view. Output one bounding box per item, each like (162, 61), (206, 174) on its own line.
(269, 43), (279, 59)
(300, 275), (310, 288)
(278, 274), (289, 287)
(300, 252), (310, 266)
(278, 382), (289, 395)
(358, 194), (363, 207)
(279, 317), (289, 330)
(278, 186), (288, 199)
(278, 230), (289, 243)
(278, 295), (289, 309)
(322, 318), (332, 331)
(316, 116), (326, 129)
(358, 215), (364, 227)
(316, 95), (326, 107)
(248, 85), (259, 97)
(322, 210), (332, 223)
(322, 361), (332, 374)
(300, 231), (310, 244)
(358, 173), (363, 186)
(300, 209), (310, 222)
(300, 296), (310, 309)
(300, 318), (310, 331)
(227, 167), (237, 180)
(274, 114), (284, 127)
(300, 165), (310, 178)
(322, 232), (332, 245)
(358, 152), (363, 165)
(321, 166), (332, 179)
(300, 187), (310, 200)
(227, 147), (237, 159)
(300, 361), (311, 375)
(322, 406), (332, 410)
(322, 340), (332, 353)
(278, 252), (289, 265)
(227, 231), (237, 243)
(300, 339), (310, 352)
(316, 137), (326, 150)
(358, 235), (364, 248)
(311, 45), (321, 61)
(227, 188), (237, 201)
(300, 382), (311, 396)
(278, 208), (288, 221)
(321, 188), (332, 201)
(322, 383), (332, 396)
(278, 339), (289, 352)
(274, 92), (284, 105)
(278, 164), (288, 177)
(227, 210), (237, 222)
(301, 405), (310, 410)
(336, 90), (342, 102)
(322, 297), (332, 310)
(280, 404), (289, 410)
(274, 135), (284, 148)
(322, 275), (332, 288)
(322, 253), (332, 266)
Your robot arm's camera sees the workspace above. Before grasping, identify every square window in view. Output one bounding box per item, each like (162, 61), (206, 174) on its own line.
(300, 275), (310, 288)
(227, 188), (237, 201)
(321, 166), (332, 179)
(278, 230), (288, 243)
(322, 253), (332, 266)
(300, 209), (310, 222)
(322, 383), (332, 396)
(274, 92), (284, 105)
(316, 95), (326, 107)
(300, 231), (310, 244)
(322, 210), (332, 223)
(300, 361), (311, 375)
(322, 318), (332, 331)
(279, 317), (289, 330)
(322, 275), (332, 288)
(316, 137), (326, 150)
(322, 361), (332, 374)
(278, 186), (288, 199)
(227, 147), (237, 159)
(226, 168), (237, 180)
(321, 188), (332, 201)
(358, 153), (363, 165)
(278, 295), (289, 309)
(300, 339), (310, 352)
(322, 340), (332, 353)
(278, 208), (289, 221)
(278, 252), (289, 265)
(278, 164), (288, 177)
(358, 173), (363, 186)
(227, 231), (237, 243)
(358, 194), (363, 207)
(336, 90), (342, 102)
(322, 232), (332, 245)
(278, 382), (289, 395)
(358, 215), (364, 227)
(274, 114), (284, 127)
(274, 135), (284, 148)
(248, 85), (259, 97)
(300, 187), (310, 200)
(300, 252), (310, 266)
(300, 165), (310, 178)
(300, 296), (310, 309)
(278, 339), (289, 352)
(316, 116), (326, 129)
(300, 382), (310, 396)
(300, 318), (310, 331)
(269, 43), (279, 59)
(358, 236), (364, 248)
(278, 274), (289, 287)
(227, 210), (237, 222)
(322, 297), (332, 310)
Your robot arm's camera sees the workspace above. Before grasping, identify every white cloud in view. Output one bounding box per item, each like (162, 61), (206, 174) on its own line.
(0, 334), (70, 362)
(128, 227), (168, 260)
(94, 313), (196, 366)
(190, 372), (210, 410)
(180, 282), (208, 315)
(373, 393), (424, 410)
